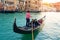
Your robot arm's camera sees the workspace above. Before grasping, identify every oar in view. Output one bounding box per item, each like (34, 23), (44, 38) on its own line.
(31, 21), (34, 40)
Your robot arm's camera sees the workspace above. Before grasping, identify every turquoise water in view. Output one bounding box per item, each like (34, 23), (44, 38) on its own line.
(0, 12), (60, 40)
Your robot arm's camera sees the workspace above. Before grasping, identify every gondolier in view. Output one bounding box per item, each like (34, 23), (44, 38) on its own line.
(26, 11), (31, 27)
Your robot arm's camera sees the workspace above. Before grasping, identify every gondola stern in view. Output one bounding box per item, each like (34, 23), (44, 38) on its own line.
(13, 18), (18, 32)
(13, 18), (17, 27)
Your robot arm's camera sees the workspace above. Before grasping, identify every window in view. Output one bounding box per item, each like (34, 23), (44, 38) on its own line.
(29, 5), (30, 7)
(36, 7), (37, 8)
(25, 1), (27, 4)
(5, 1), (6, 3)
(29, 1), (30, 3)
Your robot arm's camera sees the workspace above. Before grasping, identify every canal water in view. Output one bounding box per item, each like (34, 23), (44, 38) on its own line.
(0, 12), (60, 40)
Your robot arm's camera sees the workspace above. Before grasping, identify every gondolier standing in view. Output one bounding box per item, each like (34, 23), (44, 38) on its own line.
(26, 11), (31, 27)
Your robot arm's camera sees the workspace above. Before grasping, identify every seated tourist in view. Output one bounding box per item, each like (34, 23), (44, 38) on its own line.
(30, 19), (40, 28)
(38, 19), (43, 24)
(34, 19), (40, 27)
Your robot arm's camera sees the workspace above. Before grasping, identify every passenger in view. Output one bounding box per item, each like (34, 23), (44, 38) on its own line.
(29, 19), (35, 27)
(38, 19), (43, 24)
(32, 19), (35, 27)
(30, 19), (40, 28)
(34, 19), (40, 27)
(28, 22), (31, 27)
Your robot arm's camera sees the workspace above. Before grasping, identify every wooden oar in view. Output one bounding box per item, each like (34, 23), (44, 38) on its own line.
(31, 16), (46, 40)
(31, 21), (34, 40)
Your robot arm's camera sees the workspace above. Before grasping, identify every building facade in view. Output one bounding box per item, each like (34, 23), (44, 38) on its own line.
(18, 1), (25, 11)
(25, 0), (41, 11)
(40, 3), (56, 12)
(0, 0), (4, 3)
(4, 0), (18, 11)
(0, 0), (42, 12)
(53, 2), (60, 12)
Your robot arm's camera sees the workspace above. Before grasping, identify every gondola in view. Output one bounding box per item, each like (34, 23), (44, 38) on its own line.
(13, 16), (45, 34)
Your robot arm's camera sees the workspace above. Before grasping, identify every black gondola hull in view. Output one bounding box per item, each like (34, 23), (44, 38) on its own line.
(13, 17), (45, 34)
(13, 25), (40, 34)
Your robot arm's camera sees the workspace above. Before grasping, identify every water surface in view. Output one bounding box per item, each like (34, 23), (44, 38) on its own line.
(0, 12), (60, 40)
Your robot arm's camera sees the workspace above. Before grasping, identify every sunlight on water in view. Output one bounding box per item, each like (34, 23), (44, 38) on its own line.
(35, 12), (60, 40)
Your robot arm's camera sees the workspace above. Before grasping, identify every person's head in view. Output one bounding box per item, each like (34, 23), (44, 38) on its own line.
(32, 19), (34, 21)
(34, 19), (37, 21)
(27, 11), (30, 13)
(32, 19), (34, 22)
